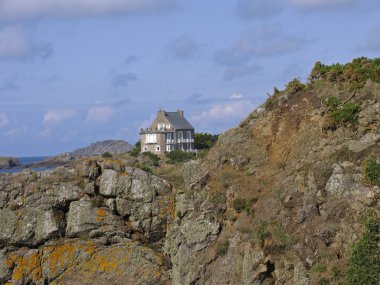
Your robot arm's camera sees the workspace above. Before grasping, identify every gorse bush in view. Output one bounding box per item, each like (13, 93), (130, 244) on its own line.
(285, 78), (306, 95)
(309, 57), (380, 90)
(324, 96), (361, 127)
(364, 158), (380, 187)
(330, 102), (361, 126)
(345, 216), (380, 285)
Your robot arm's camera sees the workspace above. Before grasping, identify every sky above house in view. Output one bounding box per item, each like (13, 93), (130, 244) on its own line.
(0, 0), (379, 156)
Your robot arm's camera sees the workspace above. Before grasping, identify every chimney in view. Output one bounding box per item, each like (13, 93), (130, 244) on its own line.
(178, 110), (184, 117)
(158, 108), (166, 118)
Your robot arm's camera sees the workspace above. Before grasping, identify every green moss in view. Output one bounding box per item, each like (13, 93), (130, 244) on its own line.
(345, 216), (380, 285)
(364, 158), (380, 187)
(216, 239), (229, 256)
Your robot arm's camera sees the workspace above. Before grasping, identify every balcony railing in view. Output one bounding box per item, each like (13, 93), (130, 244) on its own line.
(177, 138), (194, 143)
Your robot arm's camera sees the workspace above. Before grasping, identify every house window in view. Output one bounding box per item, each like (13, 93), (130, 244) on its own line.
(178, 131), (183, 140)
(158, 123), (165, 130)
(156, 145), (160, 152)
(166, 144), (172, 151)
(144, 146), (147, 151)
(187, 131), (192, 140)
(146, 134), (157, 143)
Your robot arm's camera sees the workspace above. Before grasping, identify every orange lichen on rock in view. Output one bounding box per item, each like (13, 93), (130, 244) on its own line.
(120, 172), (129, 176)
(8, 250), (42, 284)
(43, 242), (96, 278)
(96, 208), (107, 222)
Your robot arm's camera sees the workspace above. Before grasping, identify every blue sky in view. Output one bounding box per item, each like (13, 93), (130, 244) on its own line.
(0, 0), (379, 156)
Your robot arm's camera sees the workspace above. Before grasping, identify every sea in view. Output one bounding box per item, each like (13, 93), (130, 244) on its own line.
(0, 156), (52, 174)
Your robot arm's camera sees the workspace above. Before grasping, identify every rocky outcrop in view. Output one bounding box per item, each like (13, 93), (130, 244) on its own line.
(164, 84), (379, 284)
(28, 140), (134, 168)
(0, 158), (173, 284)
(72, 140), (133, 157)
(0, 157), (21, 169)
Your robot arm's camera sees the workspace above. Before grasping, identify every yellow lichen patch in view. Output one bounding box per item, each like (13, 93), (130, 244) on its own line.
(43, 242), (96, 278)
(9, 251), (42, 284)
(120, 172), (129, 176)
(5, 258), (14, 268)
(96, 209), (107, 222)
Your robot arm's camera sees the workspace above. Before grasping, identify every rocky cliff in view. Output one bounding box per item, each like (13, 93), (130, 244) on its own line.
(0, 158), (21, 169)
(29, 140), (134, 168)
(1, 58), (379, 284)
(0, 159), (174, 284)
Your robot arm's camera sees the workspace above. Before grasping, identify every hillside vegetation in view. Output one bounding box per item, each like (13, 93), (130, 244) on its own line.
(0, 57), (379, 285)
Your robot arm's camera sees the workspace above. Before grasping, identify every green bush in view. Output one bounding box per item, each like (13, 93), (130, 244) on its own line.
(256, 221), (269, 247)
(309, 57), (380, 90)
(330, 102), (361, 126)
(364, 158), (380, 187)
(216, 239), (229, 256)
(130, 141), (141, 157)
(345, 216), (380, 285)
(137, 163), (153, 173)
(165, 149), (194, 164)
(142, 151), (160, 166)
(324, 96), (341, 109)
(232, 198), (252, 214)
(102, 152), (113, 158)
(285, 78), (305, 94)
(194, 133), (219, 150)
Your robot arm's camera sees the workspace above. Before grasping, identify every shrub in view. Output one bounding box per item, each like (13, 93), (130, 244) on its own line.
(194, 133), (219, 150)
(324, 96), (341, 109)
(233, 198), (251, 214)
(256, 221), (269, 247)
(102, 152), (113, 158)
(165, 149), (194, 164)
(216, 239), (229, 256)
(364, 158), (380, 187)
(285, 78), (305, 95)
(130, 141), (141, 157)
(312, 264), (327, 273)
(309, 57), (380, 90)
(142, 151), (160, 166)
(330, 102), (361, 126)
(137, 163), (153, 173)
(273, 223), (294, 249)
(345, 216), (380, 285)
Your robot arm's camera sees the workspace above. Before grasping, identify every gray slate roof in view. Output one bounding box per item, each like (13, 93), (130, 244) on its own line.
(165, 112), (194, 129)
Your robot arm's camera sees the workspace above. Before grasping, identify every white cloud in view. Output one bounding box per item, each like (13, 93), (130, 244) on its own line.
(286, 0), (355, 9)
(86, 106), (114, 122)
(5, 126), (27, 137)
(230, 93), (243, 99)
(0, 0), (176, 20)
(192, 101), (254, 127)
(0, 25), (53, 60)
(0, 26), (29, 58)
(43, 109), (76, 125)
(0, 113), (10, 127)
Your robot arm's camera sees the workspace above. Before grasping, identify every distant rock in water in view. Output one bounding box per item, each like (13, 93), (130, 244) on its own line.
(28, 140), (133, 168)
(71, 140), (133, 158)
(0, 157), (22, 169)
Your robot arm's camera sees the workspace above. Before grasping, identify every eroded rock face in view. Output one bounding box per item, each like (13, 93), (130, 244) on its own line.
(0, 159), (173, 284)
